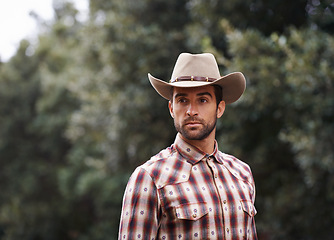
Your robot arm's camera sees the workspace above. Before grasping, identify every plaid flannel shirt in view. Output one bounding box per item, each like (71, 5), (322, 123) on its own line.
(119, 134), (257, 239)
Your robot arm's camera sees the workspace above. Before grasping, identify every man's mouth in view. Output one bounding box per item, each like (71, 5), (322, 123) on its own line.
(185, 121), (202, 127)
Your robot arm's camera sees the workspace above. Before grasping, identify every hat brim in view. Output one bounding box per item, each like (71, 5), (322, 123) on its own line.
(148, 72), (246, 104)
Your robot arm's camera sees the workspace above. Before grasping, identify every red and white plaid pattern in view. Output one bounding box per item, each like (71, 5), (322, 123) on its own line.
(119, 134), (258, 239)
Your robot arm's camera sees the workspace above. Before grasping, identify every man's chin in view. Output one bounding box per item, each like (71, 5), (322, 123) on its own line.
(181, 130), (206, 141)
(175, 123), (214, 141)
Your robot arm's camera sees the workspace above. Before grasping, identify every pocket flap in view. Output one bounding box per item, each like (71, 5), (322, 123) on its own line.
(240, 200), (257, 217)
(175, 202), (208, 220)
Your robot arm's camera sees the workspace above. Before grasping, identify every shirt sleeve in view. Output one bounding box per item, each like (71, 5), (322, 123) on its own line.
(118, 167), (160, 240)
(250, 169), (258, 239)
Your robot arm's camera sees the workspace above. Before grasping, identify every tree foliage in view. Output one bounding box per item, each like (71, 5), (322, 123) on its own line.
(212, 24), (334, 239)
(0, 0), (333, 239)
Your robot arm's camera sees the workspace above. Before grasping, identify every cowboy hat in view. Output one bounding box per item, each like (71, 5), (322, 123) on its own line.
(148, 53), (246, 104)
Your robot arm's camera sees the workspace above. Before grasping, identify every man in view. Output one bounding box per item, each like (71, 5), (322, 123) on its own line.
(119, 53), (258, 239)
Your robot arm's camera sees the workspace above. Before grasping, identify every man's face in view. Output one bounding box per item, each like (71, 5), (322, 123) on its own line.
(169, 85), (225, 141)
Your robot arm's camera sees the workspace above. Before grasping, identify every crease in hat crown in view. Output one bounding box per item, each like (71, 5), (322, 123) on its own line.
(148, 52), (246, 104)
(170, 53), (221, 81)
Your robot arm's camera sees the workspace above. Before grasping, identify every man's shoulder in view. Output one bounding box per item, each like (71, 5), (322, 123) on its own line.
(219, 152), (251, 169)
(138, 145), (192, 188)
(217, 151), (254, 182)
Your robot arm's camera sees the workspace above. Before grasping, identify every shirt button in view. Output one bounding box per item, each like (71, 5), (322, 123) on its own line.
(214, 174), (218, 178)
(226, 228), (230, 233)
(223, 200), (227, 204)
(192, 214), (197, 218)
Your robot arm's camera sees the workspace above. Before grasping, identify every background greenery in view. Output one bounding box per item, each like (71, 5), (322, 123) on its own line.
(0, 0), (333, 239)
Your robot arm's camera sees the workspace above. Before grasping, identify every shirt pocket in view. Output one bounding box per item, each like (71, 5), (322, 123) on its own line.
(240, 199), (257, 217)
(175, 202), (208, 221)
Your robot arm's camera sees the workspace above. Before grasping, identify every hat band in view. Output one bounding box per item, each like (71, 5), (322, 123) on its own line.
(170, 76), (217, 83)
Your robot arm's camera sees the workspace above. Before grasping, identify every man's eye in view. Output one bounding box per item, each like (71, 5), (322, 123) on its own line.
(200, 98), (208, 103)
(178, 98), (187, 103)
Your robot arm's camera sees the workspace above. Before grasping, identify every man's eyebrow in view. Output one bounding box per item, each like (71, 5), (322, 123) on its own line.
(174, 92), (213, 99)
(174, 93), (188, 99)
(197, 92), (213, 98)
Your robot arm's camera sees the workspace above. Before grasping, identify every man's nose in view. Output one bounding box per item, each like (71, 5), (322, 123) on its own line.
(186, 104), (198, 116)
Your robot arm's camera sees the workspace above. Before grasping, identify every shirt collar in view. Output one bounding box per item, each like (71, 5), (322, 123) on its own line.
(173, 133), (221, 165)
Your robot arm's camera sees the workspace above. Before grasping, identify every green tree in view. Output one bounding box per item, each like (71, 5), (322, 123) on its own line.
(0, 0), (333, 239)
(208, 23), (334, 239)
(60, 0), (195, 237)
(0, 2), (82, 239)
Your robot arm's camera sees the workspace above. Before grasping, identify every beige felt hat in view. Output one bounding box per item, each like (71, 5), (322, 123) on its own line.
(148, 53), (246, 104)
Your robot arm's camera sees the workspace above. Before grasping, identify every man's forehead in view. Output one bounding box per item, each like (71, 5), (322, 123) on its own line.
(173, 85), (215, 96)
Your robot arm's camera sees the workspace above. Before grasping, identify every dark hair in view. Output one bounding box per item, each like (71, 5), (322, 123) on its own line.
(213, 85), (223, 106)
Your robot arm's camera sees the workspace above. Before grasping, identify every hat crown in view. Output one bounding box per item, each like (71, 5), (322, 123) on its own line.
(170, 53), (221, 81)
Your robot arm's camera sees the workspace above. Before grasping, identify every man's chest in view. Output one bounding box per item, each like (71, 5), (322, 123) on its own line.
(155, 160), (256, 239)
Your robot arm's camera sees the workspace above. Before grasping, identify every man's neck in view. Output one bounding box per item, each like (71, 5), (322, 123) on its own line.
(180, 132), (216, 154)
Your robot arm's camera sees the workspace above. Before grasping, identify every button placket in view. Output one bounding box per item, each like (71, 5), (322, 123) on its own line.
(216, 162), (234, 240)
(206, 157), (218, 179)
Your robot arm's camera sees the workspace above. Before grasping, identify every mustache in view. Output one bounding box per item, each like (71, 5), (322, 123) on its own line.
(183, 117), (204, 124)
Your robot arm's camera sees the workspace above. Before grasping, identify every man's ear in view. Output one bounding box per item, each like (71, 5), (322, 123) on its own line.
(168, 101), (174, 118)
(217, 101), (225, 119)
